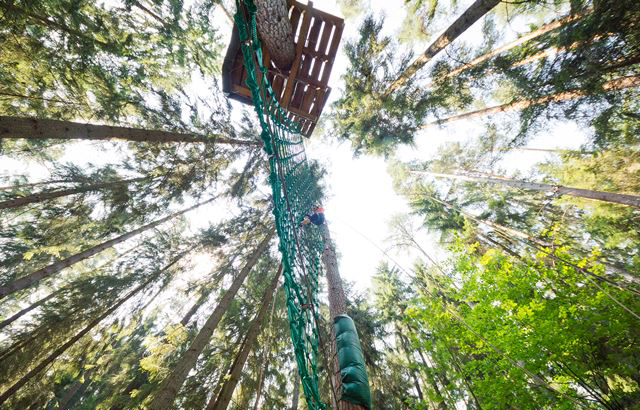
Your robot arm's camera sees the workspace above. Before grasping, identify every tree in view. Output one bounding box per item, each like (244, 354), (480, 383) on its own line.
(0, 197), (216, 299)
(0, 116), (260, 146)
(148, 229), (274, 410)
(412, 170), (640, 208)
(255, 0), (296, 70)
(319, 222), (371, 410)
(0, 248), (186, 405)
(383, 0), (501, 96)
(421, 76), (640, 129)
(205, 264), (282, 410)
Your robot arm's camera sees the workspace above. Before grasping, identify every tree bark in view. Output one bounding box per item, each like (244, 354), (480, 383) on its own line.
(420, 76), (640, 128)
(0, 116), (260, 146)
(255, 0), (296, 70)
(148, 229), (274, 410)
(384, 0), (501, 96)
(205, 264), (282, 410)
(0, 197), (216, 299)
(0, 266), (167, 405)
(412, 170), (640, 208)
(0, 176), (149, 209)
(319, 223), (369, 410)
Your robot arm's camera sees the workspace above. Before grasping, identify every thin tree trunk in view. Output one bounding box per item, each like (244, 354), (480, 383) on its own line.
(0, 176), (150, 209)
(319, 223), (369, 410)
(421, 76), (640, 128)
(0, 269), (165, 404)
(413, 170), (640, 208)
(0, 292), (57, 330)
(179, 290), (211, 327)
(384, 0), (500, 95)
(0, 116), (260, 146)
(252, 284), (278, 410)
(290, 372), (300, 410)
(0, 197), (216, 299)
(397, 332), (425, 401)
(148, 229), (274, 410)
(205, 264), (282, 410)
(440, 11), (589, 81)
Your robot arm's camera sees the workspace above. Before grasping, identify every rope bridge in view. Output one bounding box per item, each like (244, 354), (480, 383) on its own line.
(234, 1), (329, 408)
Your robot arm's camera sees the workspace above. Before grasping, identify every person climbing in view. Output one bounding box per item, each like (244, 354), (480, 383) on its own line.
(300, 204), (325, 226)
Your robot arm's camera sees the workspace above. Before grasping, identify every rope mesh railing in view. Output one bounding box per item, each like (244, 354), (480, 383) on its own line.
(234, 1), (328, 408)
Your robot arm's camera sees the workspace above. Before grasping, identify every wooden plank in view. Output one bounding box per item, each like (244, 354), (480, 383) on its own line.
(307, 16), (322, 52)
(301, 84), (316, 115)
(272, 74), (285, 99)
(321, 20), (344, 84)
(317, 21), (333, 57)
(291, 81), (305, 109)
(313, 88), (326, 116)
(290, 7), (302, 41)
(281, 2), (312, 108)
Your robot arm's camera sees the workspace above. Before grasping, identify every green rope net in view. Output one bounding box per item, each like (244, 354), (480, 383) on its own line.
(234, 1), (328, 409)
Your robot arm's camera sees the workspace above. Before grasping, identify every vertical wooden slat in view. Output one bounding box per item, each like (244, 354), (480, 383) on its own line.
(281, 2), (313, 108)
(321, 20), (344, 84)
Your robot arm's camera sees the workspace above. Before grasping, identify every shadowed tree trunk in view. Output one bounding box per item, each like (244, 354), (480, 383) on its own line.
(0, 116), (260, 146)
(255, 0), (296, 70)
(148, 229), (274, 410)
(413, 170), (640, 208)
(384, 0), (501, 95)
(319, 222), (370, 410)
(205, 264), (282, 410)
(0, 176), (150, 209)
(421, 76), (640, 128)
(0, 197), (216, 299)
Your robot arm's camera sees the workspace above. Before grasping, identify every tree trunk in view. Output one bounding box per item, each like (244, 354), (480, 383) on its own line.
(148, 229), (274, 410)
(413, 170), (640, 208)
(319, 223), (370, 410)
(0, 176), (149, 209)
(255, 0), (296, 70)
(397, 331), (425, 401)
(0, 291), (57, 330)
(290, 372), (300, 410)
(420, 76), (640, 128)
(439, 11), (589, 81)
(0, 197), (216, 299)
(205, 264), (282, 410)
(384, 0), (500, 95)
(179, 290), (211, 327)
(0, 116), (260, 146)
(252, 284), (278, 410)
(0, 267), (166, 404)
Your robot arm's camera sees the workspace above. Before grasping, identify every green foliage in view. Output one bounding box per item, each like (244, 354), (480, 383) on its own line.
(332, 16), (433, 156)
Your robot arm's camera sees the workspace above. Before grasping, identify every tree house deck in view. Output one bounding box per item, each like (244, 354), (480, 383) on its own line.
(222, 1), (344, 137)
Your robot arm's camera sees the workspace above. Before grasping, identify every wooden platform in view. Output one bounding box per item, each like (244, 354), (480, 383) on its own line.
(222, 1), (344, 137)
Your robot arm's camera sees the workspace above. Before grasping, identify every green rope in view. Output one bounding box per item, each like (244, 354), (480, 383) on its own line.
(234, 1), (328, 409)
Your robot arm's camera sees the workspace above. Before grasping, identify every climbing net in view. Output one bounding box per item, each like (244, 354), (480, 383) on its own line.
(234, 1), (328, 409)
